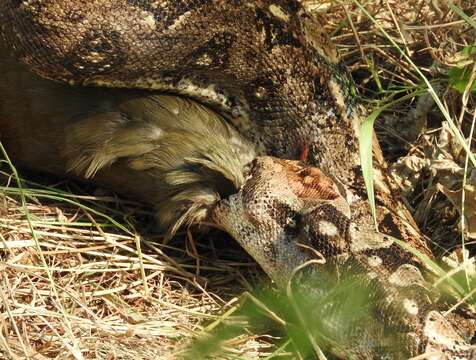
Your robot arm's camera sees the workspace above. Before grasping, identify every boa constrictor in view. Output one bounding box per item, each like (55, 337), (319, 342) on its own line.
(1, 1), (475, 358)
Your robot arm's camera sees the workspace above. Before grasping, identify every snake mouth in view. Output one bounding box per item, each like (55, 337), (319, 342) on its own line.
(212, 155), (352, 286)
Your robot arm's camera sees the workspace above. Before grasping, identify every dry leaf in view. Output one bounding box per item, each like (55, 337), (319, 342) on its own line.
(390, 155), (429, 196)
(437, 179), (476, 239)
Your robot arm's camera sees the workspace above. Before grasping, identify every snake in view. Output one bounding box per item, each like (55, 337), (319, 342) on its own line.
(0, 1), (475, 358)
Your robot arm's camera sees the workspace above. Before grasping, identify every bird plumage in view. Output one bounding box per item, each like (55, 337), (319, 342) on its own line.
(0, 49), (256, 237)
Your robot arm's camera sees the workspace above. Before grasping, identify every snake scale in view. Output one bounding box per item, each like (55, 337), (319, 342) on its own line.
(0, 1), (475, 358)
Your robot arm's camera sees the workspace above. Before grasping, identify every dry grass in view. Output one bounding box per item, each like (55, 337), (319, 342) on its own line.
(1, 1), (476, 359)
(0, 168), (271, 359)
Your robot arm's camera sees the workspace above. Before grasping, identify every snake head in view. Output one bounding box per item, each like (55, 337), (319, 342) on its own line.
(213, 155), (351, 287)
(212, 157), (400, 357)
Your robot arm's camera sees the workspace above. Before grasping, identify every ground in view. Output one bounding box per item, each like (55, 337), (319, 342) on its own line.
(1, 1), (475, 359)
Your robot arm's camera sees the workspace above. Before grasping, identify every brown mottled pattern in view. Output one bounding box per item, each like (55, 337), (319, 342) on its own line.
(1, 1), (475, 358)
(276, 159), (340, 200)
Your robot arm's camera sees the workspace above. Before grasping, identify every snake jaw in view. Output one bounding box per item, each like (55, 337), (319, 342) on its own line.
(212, 155), (352, 286)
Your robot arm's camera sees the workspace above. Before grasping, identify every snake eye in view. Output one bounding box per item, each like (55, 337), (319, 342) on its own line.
(286, 211), (302, 229)
(283, 209), (303, 238)
(287, 212), (299, 229)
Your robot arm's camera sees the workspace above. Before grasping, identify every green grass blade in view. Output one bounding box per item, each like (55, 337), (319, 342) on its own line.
(449, 3), (476, 30)
(352, 0), (476, 169)
(359, 108), (383, 230)
(392, 238), (466, 296)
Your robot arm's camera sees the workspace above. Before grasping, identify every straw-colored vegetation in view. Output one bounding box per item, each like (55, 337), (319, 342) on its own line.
(1, 1), (475, 359)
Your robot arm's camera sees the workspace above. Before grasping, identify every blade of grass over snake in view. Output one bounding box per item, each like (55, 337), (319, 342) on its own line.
(393, 237), (466, 297)
(359, 108), (383, 230)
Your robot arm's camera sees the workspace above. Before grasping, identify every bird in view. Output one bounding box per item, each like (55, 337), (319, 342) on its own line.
(0, 56), (388, 357)
(0, 47), (256, 238)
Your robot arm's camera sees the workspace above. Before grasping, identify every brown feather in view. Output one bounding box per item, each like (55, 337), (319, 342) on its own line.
(0, 48), (256, 237)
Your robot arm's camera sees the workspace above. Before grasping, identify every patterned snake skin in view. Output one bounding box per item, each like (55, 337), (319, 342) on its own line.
(1, 1), (475, 358)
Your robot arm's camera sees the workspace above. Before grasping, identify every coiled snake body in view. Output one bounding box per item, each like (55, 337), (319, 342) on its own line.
(1, 1), (475, 358)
